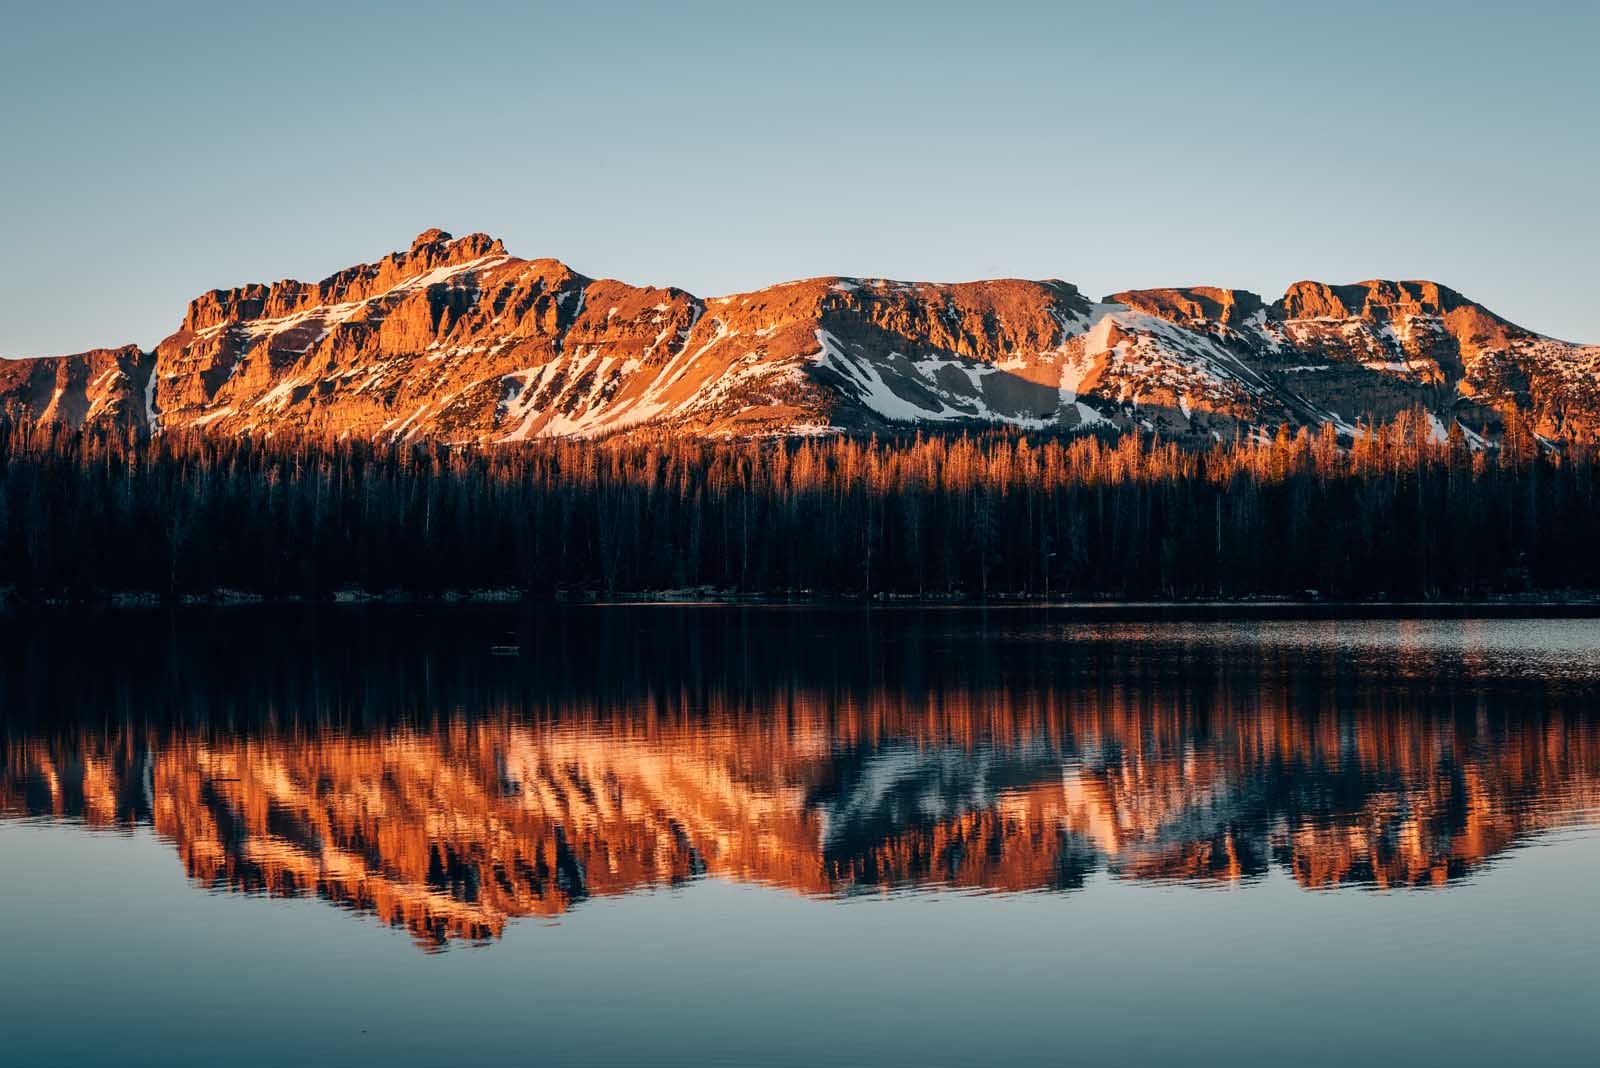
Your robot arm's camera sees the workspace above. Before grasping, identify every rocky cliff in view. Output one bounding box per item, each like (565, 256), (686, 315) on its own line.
(5, 230), (1596, 442)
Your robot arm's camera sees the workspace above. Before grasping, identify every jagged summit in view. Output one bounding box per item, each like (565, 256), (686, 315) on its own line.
(180, 228), (512, 334)
(411, 227), (452, 250)
(3, 231), (1597, 443)
(1105, 287), (1267, 327)
(1279, 279), (1471, 319)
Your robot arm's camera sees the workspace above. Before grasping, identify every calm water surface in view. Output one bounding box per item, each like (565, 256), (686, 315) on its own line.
(2, 607), (1598, 1066)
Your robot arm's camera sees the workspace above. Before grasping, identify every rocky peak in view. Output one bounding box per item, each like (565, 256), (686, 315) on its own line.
(179, 230), (510, 333)
(1277, 279), (1484, 322)
(1277, 281), (1363, 320)
(1108, 287), (1265, 327)
(411, 227), (452, 250)
(404, 228), (506, 261)
(1273, 279), (1532, 361)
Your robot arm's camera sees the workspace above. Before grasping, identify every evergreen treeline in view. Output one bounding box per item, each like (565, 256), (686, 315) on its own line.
(1, 408), (1596, 602)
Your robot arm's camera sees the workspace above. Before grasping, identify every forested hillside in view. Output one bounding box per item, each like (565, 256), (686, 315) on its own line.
(2, 409), (1596, 603)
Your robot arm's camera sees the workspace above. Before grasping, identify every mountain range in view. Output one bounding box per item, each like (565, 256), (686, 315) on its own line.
(5, 228), (1597, 443)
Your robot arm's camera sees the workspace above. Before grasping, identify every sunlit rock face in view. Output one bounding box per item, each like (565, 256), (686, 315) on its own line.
(0, 345), (151, 433)
(3, 231), (1596, 442)
(6, 695), (1597, 949)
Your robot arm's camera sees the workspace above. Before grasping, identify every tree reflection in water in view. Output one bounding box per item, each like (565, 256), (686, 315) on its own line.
(4, 607), (1597, 949)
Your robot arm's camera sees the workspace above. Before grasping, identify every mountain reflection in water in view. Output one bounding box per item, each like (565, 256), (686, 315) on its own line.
(3, 608), (1598, 950)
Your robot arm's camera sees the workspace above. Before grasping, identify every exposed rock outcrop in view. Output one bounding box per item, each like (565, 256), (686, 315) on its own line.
(4, 231), (1596, 442)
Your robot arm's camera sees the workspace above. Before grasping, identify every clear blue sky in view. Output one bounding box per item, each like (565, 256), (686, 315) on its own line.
(3, 0), (1596, 356)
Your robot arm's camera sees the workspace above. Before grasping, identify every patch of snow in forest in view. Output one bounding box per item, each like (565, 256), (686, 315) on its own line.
(1074, 402), (1107, 426)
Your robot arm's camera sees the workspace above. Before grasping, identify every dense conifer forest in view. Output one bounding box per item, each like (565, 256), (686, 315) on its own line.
(1, 409), (1596, 603)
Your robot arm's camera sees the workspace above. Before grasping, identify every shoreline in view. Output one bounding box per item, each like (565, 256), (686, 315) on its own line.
(6, 585), (1600, 617)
